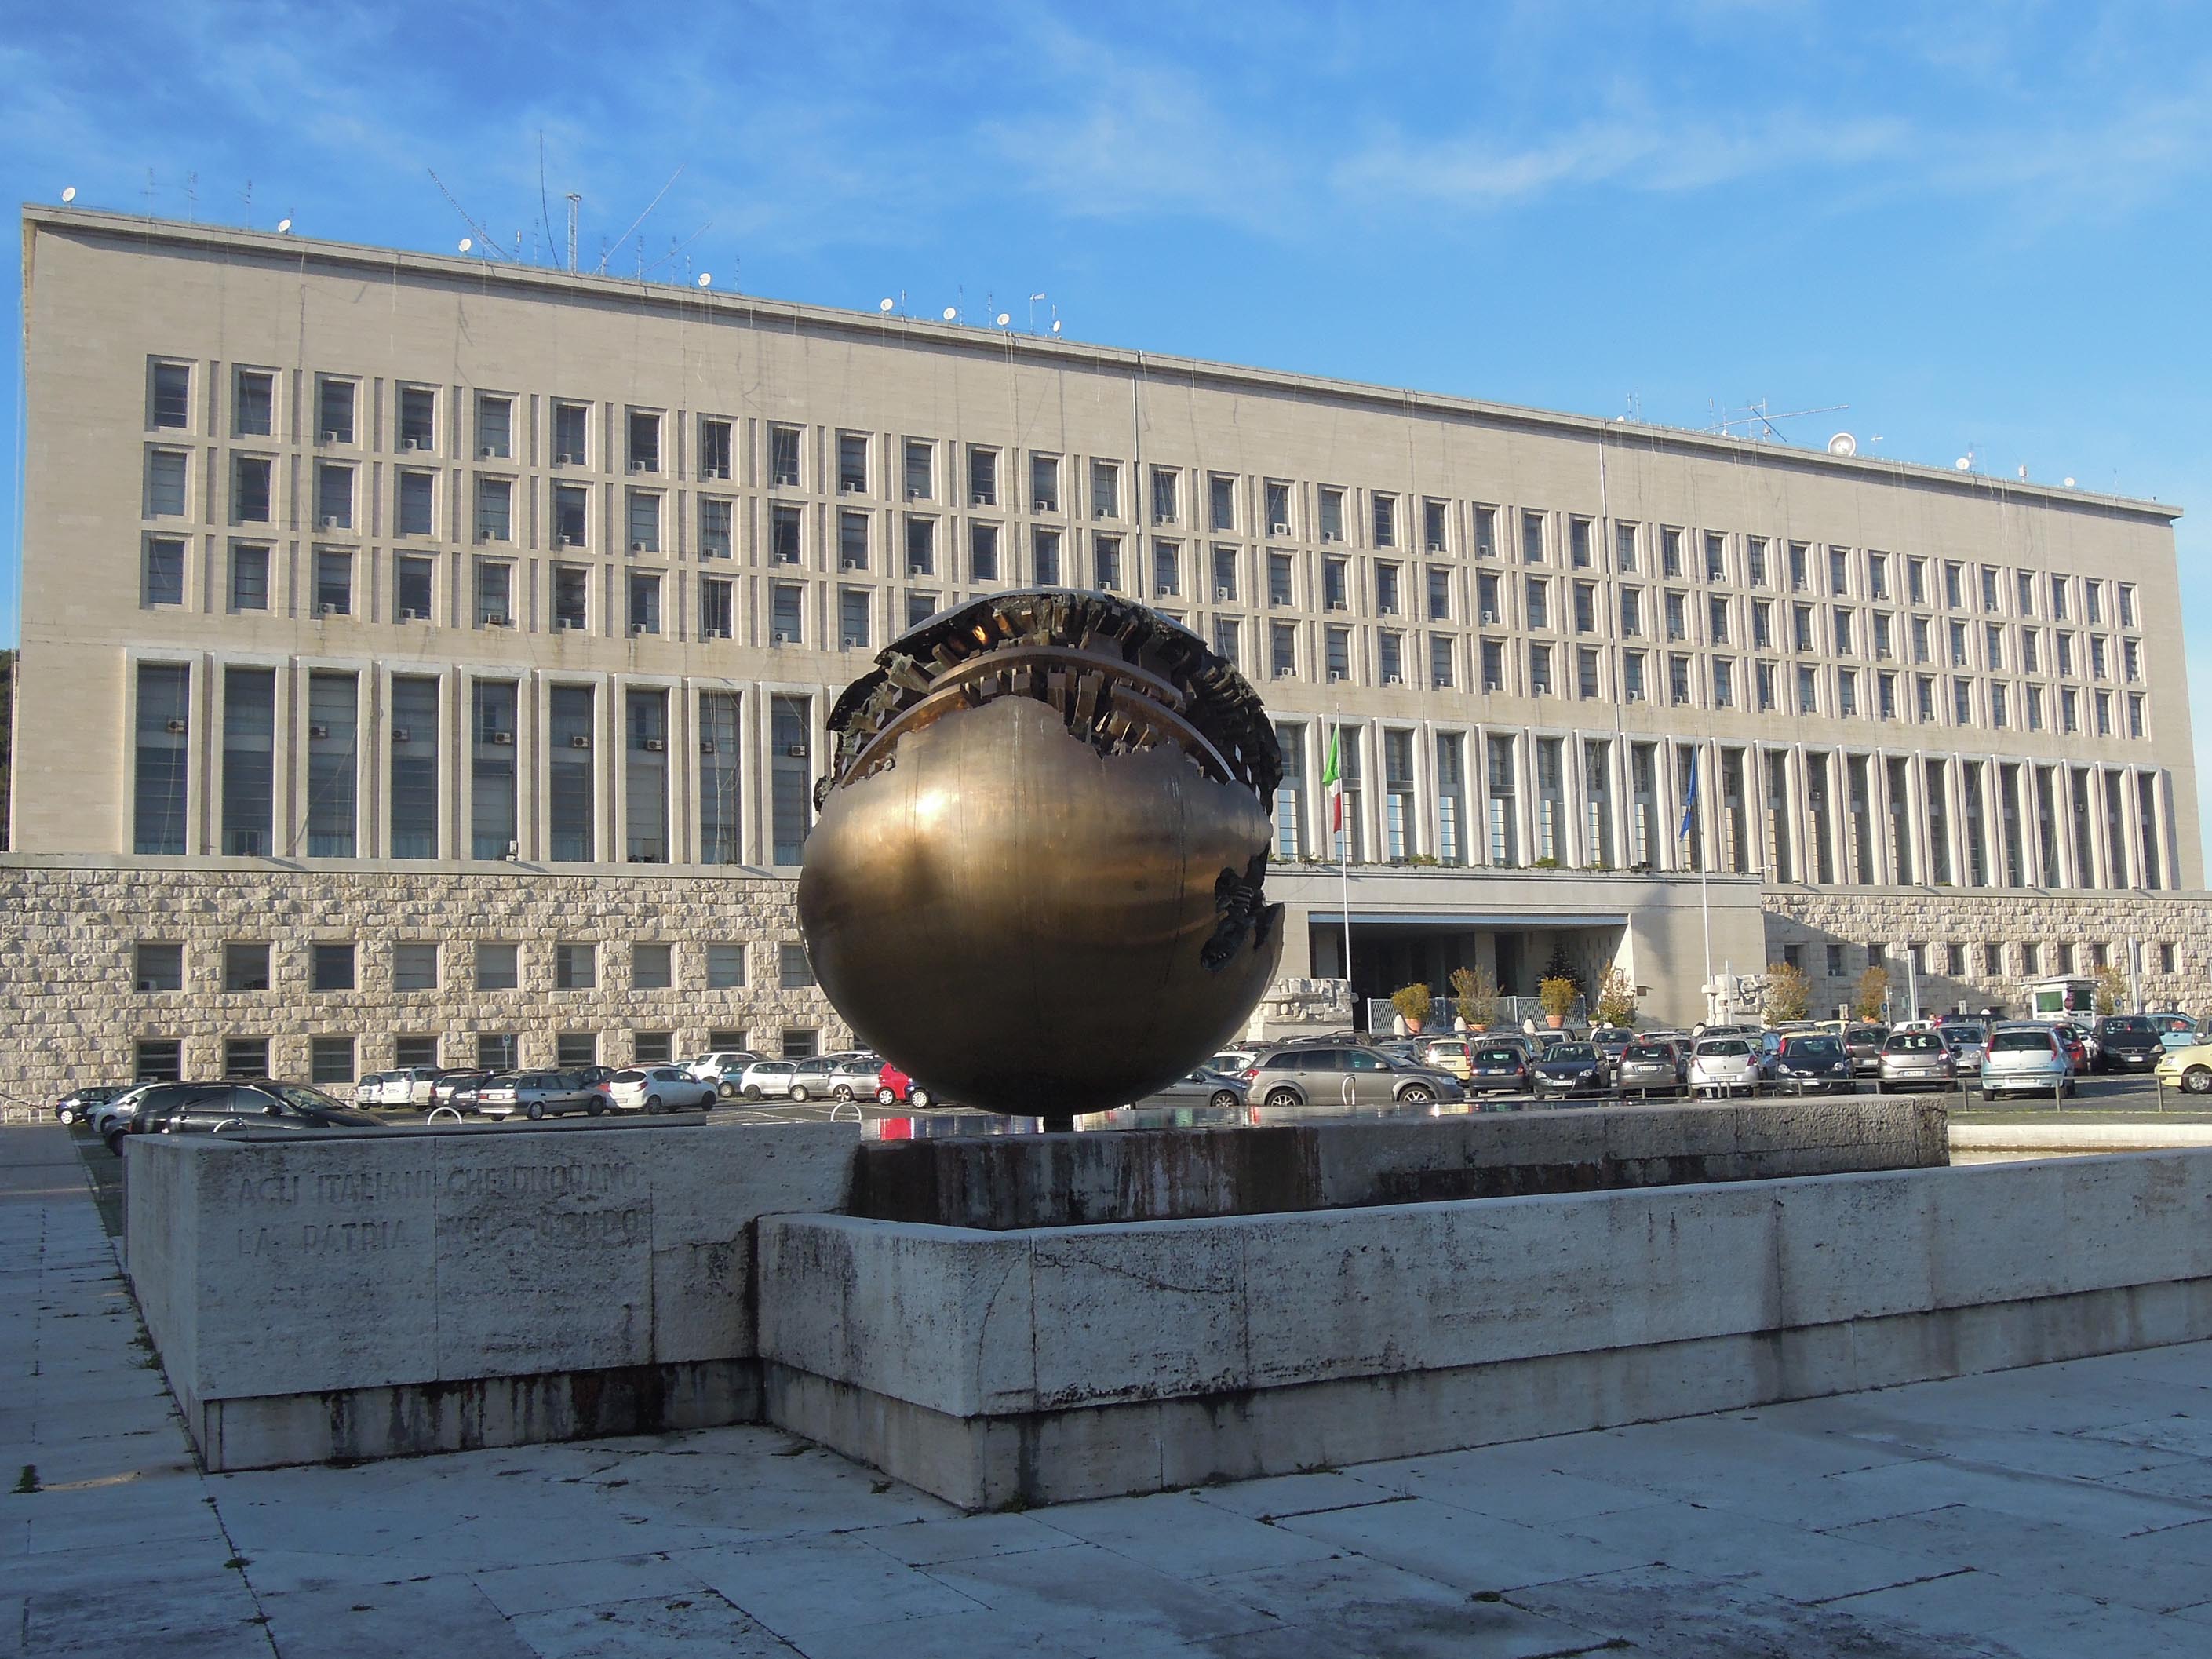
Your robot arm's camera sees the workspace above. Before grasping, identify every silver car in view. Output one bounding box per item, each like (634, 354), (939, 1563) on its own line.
(735, 1060), (798, 1100)
(1243, 1044), (1466, 1111)
(1132, 1068), (1250, 1110)
(1939, 1023), (1988, 1077)
(1981, 1026), (2074, 1100)
(1878, 1031), (1957, 1093)
(478, 1070), (600, 1121)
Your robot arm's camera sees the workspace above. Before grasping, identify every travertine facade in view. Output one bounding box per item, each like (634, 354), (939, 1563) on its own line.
(0, 858), (847, 1106)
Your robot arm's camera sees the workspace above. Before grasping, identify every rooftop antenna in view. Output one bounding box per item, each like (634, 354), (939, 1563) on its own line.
(240, 179), (251, 223)
(599, 164), (684, 275)
(878, 290), (906, 317)
(184, 171), (198, 222)
(1955, 446), (1977, 472)
(1028, 292), (1047, 332)
(143, 168), (155, 215)
(1715, 397), (1849, 441)
(428, 169), (508, 259)
(565, 192), (580, 274)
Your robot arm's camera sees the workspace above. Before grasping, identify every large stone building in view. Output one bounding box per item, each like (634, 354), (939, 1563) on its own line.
(5, 206), (2202, 1096)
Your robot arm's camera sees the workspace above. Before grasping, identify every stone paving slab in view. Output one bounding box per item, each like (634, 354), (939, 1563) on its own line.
(8, 1122), (2212, 1657)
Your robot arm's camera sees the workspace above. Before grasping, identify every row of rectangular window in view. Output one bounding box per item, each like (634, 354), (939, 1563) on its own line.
(129, 938), (816, 994)
(133, 665), (817, 865)
(131, 1025), (827, 1086)
(1266, 723), (2173, 892)
(1778, 937), (2181, 983)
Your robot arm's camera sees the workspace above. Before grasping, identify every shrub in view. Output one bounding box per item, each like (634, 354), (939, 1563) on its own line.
(1763, 961), (1812, 1023)
(1538, 975), (1580, 1020)
(1390, 983), (1434, 1029)
(1853, 964), (1891, 1021)
(1449, 964), (1500, 1029)
(1594, 965), (1636, 1028)
(2094, 963), (2128, 1016)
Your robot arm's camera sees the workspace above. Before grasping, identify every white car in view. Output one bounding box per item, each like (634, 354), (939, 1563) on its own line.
(352, 1066), (444, 1107)
(1981, 1026), (2075, 1100)
(734, 1060), (798, 1100)
(686, 1050), (759, 1084)
(1688, 1037), (1760, 1098)
(86, 1086), (155, 1139)
(602, 1066), (718, 1114)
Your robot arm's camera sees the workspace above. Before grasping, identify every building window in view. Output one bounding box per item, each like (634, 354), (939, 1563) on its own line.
(311, 549), (351, 616)
(1029, 452), (1059, 512)
(907, 590), (938, 629)
(1381, 632), (1405, 684)
(905, 516), (935, 577)
(135, 942), (184, 994)
(1149, 466), (1179, 525)
(700, 690), (743, 864)
(633, 941), (673, 990)
(1529, 643), (1554, 696)
(556, 1032), (599, 1068)
(1624, 651), (1647, 703)
(1429, 633), (1454, 689)
(771, 694), (812, 864)
(220, 666), (276, 856)
(632, 1031), (674, 1065)
(315, 461), (353, 531)
(1321, 488), (1347, 544)
(625, 689), (669, 863)
(548, 685), (595, 861)
(781, 1029), (819, 1061)
(769, 425), (802, 487)
(223, 942), (271, 992)
(1673, 655), (1695, 708)
(1577, 647), (1601, 700)
(310, 943), (355, 992)
(628, 571), (661, 635)
(1525, 578), (1550, 630)
(548, 400), (587, 465)
(1270, 623), (1297, 679)
(476, 560), (512, 627)
(699, 498), (732, 559)
(399, 470), (436, 538)
(906, 439), (935, 501)
(771, 504), (804, 566)
(476, 942), (519, 992)
(144, 536), (185, 607)
(224, 1039), (271, 1078)
(472, 680), (519, 861)
(771, 582), (804, 644)
(318, 377), (356, 444)
(780, 942), (815, 989)
(1481, 639), (1506, 691)
(1325, 627), (1352, 682)
(396, 385), (435, 451)
(840, 432), (871, 495)
(476, 1033), (519, 1070)
(625, 490), (659, 553)
(1153, 541), (1180, 597)
(1095, 535), (1121, 590)
(393, 943), (439, 991)
(1210, 475), (1237, 533)
(233, 368), (274, 437)
(971, 522), (1000, 582)
(839, 587), (872, 650)
(472, 476), (512, 544)
(1029, 527), (1061, 584)
(134, 1039), (183, 1083)
(145, 448), (191, 519)
(556, 943), (597, 990)
(307, 670), (359, 857)
(1521, 511), (1544, 563)
(391, 677), (439, 859)
(1269, 553), (1294, 607)
(547, 563), (586, 633)
(706, 943), (747, 989)
(1213, 618), (1241, 668)
(700, 577), (734, 640)
(393, 1035), (439, 1068)
(627, 409), (661, 473)
(231, 454), (271, 523)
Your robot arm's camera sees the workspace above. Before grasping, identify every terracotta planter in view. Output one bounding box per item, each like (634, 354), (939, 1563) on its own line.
(1546, 1014), (1565, 1028)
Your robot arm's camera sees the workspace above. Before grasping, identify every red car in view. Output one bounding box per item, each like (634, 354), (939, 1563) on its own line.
(2053, 1027), (2089, 1073)
(874, 1063), (934, 1109)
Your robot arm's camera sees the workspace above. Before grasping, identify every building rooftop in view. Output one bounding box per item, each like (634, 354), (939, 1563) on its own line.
(23, 203), (2179, 526)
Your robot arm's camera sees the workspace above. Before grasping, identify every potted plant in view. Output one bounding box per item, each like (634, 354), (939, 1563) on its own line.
(1538, 975), (1578, 1028)
(1449, 964), (1499, 1032)
(1390, 982), (1433, 1035)
(1594, 965), (1636, 1029)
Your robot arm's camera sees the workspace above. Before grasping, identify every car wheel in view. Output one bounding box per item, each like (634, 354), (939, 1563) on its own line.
(104, 1129), (127, 1157)
(1263, 1088), (1301, 1110)
(525, 1100), (545, 1121)
(1208, 1089), (1240, 1110)
(789, 1085), (811, 1103)
(57, 1107), (76, 1125)
(645, 1095), (664, 1114)
(876, 1087), (896, 1105)
(719, 1081), (738, 1099)
(910, 1088), (931, 1110)
(586, 1100), (605, 1116)
(1398, 1085), (1434, 1105)
(2184, 1066), (2212, 1096)
(744, 1085), (762, 1100)
(833, 1084), (855, 1102)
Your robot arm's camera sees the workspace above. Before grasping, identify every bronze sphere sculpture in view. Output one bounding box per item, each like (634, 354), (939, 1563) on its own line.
(796, 589), (1284, 1121)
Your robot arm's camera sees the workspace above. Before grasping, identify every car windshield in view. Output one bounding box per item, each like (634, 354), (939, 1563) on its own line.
(1547, 1045), (1598, 1063)
(1474, 1048), (1521, 1064)
(1989, 1030), (2055, 1053)
(1785, 1037), (1844, 1059)
(270, 1084), (351, 1113)
(2105, 1016), (2155, 1034)
(1888, 1033), (1944, 1052)
(1697, 1040), (1750, 1058)
(1942, 1027), (1987, 1046)
(1848, 1027), (1887, 1042)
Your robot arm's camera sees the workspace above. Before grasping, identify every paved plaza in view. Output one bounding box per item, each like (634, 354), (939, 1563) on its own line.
(5, 1125), (2211, 1657)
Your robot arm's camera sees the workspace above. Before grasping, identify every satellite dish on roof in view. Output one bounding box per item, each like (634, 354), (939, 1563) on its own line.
(942, 306), (958, 321)
(1050, 319), (1062, 334)
(698, 272), (712, 287)
(1827, 432), (1857, 458)
(458, 237), (472, 253)
(996, 312), (1011, 327)
(60, 186), (75, 203)
(277, 217), (292, 233)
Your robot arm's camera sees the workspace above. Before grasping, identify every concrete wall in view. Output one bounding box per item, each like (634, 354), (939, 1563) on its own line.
(125, 1119), (855, 1470)
(761, 1148), (2212, 1508)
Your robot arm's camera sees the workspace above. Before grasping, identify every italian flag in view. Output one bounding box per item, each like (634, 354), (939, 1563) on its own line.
(1322, 727), (1343, 834)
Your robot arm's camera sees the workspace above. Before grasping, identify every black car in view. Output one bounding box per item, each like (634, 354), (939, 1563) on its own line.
(432, 1070), (495, 1111)
(160, 1081), (381, 1137)
(1842, 1025), (1890, 1076)
(1769, 1034), (1857, 1095)
(54, 1084), (128, 1126)
(2092, 1015), (2163, 1073)
(1531, 1041), (1611, 1099)
(1464, 1044), (1532, 1096)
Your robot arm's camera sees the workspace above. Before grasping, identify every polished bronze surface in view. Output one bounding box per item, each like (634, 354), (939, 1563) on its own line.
(798, 590), (1283, 1118)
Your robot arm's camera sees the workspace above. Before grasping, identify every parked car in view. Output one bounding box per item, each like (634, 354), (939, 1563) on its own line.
(1416, 1037), (1475, 1081)
(874, 1062), (934, 1109)
(1981, 1025), (2074, 1100)
(1589, 1026), (1636, 1066)
(603, 1066), (718, 1114)
(53, 1084), (128, 1126)
(686, 1050), (760, 1087)
(1615, 1041), (1685, 1096)
(159, 1081), (381, 1137)
(1132, 1068), (1248, 1111)
(1207, 1046), (1265, 1075)
(476, 1070), (601, 1121)
(1939, 1024), (1988, 1077)
(2145, 1012), (2199, 1040)
(2051, 1026), (2090, 1073)
(2154, 1038), (2212, 1096)
(2058, 1021), (2101, 1070)
(93, 1085), (161, 1150)
(352, 1066), (446, 1108)
(1841, 1025), (1890, 1075)
(785, 1056), (848, 1102)
(1687, 1038), (1759, 1098)
(1878, 1030), (1957, 1093)
(1463, 1042), (1532, 1096)
(825, 1053), (887, 1101)
(1769, 1034), (1856, 1096)
(1531, 1041), (1612, 1099)
(2092, 1015), (2164, 1074)
(737, 1060), (799, 1100)
(431, 1069), (493, 1111)
(1240, 1044), (1466, 1111)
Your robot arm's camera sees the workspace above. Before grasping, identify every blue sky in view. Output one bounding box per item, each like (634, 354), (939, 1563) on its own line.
(5, 0), (2209, 844)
